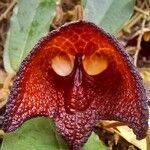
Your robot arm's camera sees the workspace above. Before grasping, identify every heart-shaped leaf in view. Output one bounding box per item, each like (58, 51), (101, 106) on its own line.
(1, 117), (68, 150)
(1, 117), (108, 150)
(83, 132), (109, 150)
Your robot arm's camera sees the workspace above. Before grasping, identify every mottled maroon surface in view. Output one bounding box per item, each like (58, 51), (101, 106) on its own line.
(2, 21), (149, 150)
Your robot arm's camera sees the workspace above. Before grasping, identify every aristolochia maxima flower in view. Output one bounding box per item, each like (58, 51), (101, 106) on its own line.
(3, 21), (149, 150)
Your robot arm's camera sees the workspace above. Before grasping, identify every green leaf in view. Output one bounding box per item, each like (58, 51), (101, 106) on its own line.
(3, 0), (56, 74)
(82, 132), (109, 150)
(83, 0), (135, 34)
(1, 117), (69, 150)
(1, 117), (109, 150)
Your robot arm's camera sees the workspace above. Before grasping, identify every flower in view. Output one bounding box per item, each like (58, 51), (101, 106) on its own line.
(2, 21), (149, 150)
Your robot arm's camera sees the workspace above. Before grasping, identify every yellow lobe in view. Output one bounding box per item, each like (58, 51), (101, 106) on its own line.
(83, 53), (108, 75)
(51, 52), (74, 76)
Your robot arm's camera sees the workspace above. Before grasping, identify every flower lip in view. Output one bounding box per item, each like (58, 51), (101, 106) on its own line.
(2, 21), (149, 150)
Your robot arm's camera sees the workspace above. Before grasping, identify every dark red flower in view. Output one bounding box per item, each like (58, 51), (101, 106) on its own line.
(2, 21), (149, 150)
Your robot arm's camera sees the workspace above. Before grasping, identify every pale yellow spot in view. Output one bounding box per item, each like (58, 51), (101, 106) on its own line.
(83, 53), (108, 75)
(51, 52), (74, 76)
